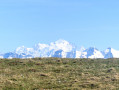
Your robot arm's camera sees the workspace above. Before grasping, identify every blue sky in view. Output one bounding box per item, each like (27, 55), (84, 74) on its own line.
(0, 0), (119, 52)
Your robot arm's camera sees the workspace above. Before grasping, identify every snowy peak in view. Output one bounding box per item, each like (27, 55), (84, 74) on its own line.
(49, 40), (75, 58)
(34, 43), (49, 50)
(104, 47), (112, 54)
(49, 39), (74, 52)
(75, 47), (104, 59)
(16, 46), (26, 54)
(2, 39), (119, 59)
(15, 46), (34, 55)
(104, 47), (119, 58)
(14, 39), (75, 58)
(84, 47), (104, 58)
(85, 47), (98, 52)
(80, 46), (86, 51)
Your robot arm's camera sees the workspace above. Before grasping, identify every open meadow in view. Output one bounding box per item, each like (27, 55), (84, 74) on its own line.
(0, 58), (119, 89)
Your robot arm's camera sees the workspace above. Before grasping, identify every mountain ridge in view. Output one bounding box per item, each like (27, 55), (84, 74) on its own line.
(1, 40), (119, 59)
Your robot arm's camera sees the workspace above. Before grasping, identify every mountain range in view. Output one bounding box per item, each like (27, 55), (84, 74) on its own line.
(1, 39), (119, 59)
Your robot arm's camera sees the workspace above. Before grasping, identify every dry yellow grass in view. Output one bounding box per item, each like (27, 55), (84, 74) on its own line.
(0, 58), (118, 89)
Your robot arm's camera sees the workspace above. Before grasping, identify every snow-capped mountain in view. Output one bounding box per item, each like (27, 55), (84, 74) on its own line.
(85, 47), (104, 58)
(1, 39), (119, 59)
(16, 46), (34, 56)
(8, 40), (76, 58)
(102, 47), (119, 59)
(76, 47), (104, 58)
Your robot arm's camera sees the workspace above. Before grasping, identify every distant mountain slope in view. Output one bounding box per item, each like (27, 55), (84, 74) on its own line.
(2, 40), (119, 59)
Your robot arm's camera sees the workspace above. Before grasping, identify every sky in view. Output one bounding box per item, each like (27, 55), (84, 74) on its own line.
(0, 0), (119, 53)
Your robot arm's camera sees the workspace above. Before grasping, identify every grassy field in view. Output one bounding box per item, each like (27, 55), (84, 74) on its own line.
(0, 58), (119, 89)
